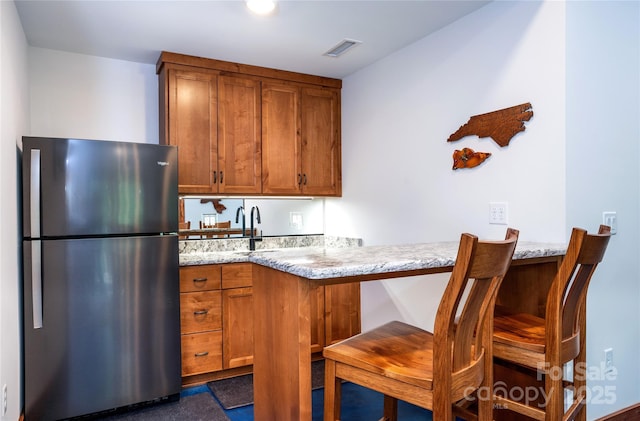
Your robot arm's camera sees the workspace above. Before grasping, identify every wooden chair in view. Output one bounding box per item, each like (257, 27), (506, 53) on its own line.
(323, 228), (519, 421)
(199, 220), (231, 238)
(178, 221), (190, 239)
(492, 225), (611, 421)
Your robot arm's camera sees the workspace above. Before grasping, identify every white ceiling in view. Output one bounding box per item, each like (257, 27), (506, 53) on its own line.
(14, 0), (491, 79)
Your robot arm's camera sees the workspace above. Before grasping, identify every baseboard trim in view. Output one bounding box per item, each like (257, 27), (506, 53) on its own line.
(596, 403), (640, 421)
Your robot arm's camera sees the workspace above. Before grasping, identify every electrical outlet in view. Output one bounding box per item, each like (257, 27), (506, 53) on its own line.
(604, 348), (614, 374)
(3, 384), (7, 415)
(489, 202), (508, 225)
(289, 212), (303, 229)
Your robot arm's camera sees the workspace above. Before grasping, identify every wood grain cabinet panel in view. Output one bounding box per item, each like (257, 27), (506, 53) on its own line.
(180, 290), (222, 335)
(165, 68), (218, 194)
(324, 283), (361, 346)
(221, 263), (253, 289)
(262, 82), (342, 196)
(181, 331), (223, 376)
(217, 75), (262, 194)
(180, 265), (222, 292)
(222, 287), (254, 369)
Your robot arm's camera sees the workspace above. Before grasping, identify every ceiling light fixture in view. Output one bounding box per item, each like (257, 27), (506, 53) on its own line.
(323, 39), (362, 58)
(246, 0), (276, 15)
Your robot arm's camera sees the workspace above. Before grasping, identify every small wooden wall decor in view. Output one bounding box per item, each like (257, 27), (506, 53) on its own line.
(200, 199), (227, 213)
(448, 102), (533, 147)
(452, 148), (491, 170)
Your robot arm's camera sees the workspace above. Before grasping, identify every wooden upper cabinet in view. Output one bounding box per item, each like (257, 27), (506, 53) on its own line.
(158, 52), (341, 196)
(261, 82), (302, 194)
(300, 87), (341, 196)
(217, 75), (262, 194)
(165, 68), (218, 194)
(262, 82), (342, 196)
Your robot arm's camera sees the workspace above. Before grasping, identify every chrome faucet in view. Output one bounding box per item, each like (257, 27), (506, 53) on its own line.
(249, 206), (262, 251)
(235, 206), (245, 236)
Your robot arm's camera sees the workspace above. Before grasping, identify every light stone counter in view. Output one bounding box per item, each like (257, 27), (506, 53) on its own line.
(179, 235), (363, 266)
(181, 237), (566, 280)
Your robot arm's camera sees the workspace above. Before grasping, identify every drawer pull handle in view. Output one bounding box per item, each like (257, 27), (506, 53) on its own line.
(194, 352), (209, 357)
(193, 309), (209, 315)
(230, 293), (252, 298)
(193, 277), (208, 283)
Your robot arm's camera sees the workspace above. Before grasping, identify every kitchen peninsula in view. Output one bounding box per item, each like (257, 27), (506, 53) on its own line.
(244, 240), (566, 421)
(248, 242), (565, 421)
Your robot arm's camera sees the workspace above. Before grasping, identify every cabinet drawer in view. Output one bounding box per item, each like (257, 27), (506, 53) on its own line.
(181, 331), (222, 376)
(180, 265), (222, 292)
(221, 263), (253, 289)
(180, 291), (222, 334)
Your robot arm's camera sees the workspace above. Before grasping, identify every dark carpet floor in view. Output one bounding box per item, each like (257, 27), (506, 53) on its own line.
(207, 360), (325, 409)
(94, 388), (229, 421)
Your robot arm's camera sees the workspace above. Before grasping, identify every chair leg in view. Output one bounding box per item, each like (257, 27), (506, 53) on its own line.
(324, 359), (341, 421)
(382, 395), (398, 421)
(545, 365), (565, 421)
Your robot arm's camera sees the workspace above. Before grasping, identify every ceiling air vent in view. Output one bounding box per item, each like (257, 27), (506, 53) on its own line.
(323, 39), (362, 58)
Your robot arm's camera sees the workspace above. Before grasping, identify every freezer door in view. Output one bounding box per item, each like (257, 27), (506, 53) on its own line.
(22, 137), (178, 238)
(23, 235), (180, 421)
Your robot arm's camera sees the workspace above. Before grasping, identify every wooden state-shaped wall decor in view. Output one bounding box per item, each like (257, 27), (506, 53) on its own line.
(452, 148), (491, 170)
(448, 102), (533, 147)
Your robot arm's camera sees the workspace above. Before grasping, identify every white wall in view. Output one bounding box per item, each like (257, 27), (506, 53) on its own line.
(327, 0), (639, 418)
(328, 1), (565, 329)
(0, 2), (29, 420)
(565, 1), (640, 417)
(29, 48), (158, 143)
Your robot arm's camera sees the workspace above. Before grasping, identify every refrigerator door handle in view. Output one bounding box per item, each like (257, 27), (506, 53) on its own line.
(31, 241), (43, 329)
(30, 149), (41, 239)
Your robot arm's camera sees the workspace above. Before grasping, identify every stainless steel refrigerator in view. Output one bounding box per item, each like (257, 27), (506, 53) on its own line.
(22, 137), (181, 421)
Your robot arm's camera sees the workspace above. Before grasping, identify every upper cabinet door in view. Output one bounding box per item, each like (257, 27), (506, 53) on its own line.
(300, 87), (342, 196)
(166, 68), (218, 194)
(262, 83), (342, 196)
(218, 75), (262, 194)
(261, 82), (302, 195)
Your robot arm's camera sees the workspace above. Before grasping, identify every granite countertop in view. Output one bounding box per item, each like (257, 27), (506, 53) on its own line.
(180, 239), (566, 280)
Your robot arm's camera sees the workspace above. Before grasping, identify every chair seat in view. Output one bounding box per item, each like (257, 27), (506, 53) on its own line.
(323, 320), (434, 390)
(493, 310), (546, 354)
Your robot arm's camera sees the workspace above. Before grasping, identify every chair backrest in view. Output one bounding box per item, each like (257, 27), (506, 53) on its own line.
(546, 225), (611, 349)
(434, 228), (519, 401)
(179, 221), (190, 230)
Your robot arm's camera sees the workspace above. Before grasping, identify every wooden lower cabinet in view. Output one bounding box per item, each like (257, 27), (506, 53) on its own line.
(223, 286), (254, 369)
(181, 331), (223, 376)
(179, 265), (223, 379)
(180, 262), (361, 384)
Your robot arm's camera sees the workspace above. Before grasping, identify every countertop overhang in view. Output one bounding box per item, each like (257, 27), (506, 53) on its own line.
(180, 241), (566, 281)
